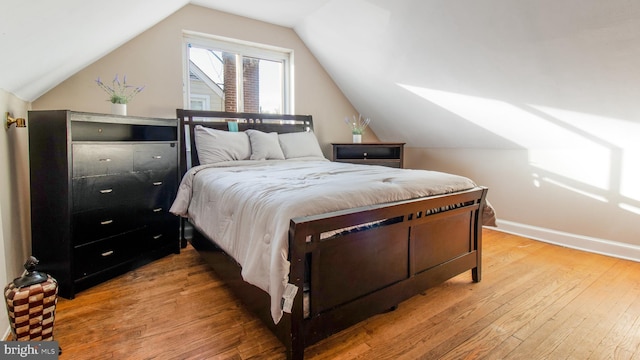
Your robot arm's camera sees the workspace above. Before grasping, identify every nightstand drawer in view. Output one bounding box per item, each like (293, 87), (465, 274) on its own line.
(335, 145), (401, 160)
(133, 143), (177, 171)
(332, 143), (405, 168)
(73, 144), (133, 177)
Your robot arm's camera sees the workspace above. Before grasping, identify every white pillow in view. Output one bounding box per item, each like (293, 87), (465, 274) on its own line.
(246, 129), (285, 160)
(278, 131), (325, 159)
(194, 125), (251, 164)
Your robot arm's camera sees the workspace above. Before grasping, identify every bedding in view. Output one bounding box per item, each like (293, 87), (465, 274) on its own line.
(278, 131), (324, 159)
(246, 129), (286, 160)
(194, 125), (251, 164)
(170, 159), (493, 323)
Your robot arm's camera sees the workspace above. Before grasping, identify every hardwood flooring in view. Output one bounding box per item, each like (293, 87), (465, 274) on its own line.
(48, 229), (640, 359)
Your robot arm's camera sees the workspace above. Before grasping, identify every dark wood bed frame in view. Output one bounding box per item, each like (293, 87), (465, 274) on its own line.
(176, 109), (488, 359)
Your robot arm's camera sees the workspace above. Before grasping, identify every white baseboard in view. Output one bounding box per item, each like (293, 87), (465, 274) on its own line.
(3, 326), (10, 341)
(491, 220), (640, 263)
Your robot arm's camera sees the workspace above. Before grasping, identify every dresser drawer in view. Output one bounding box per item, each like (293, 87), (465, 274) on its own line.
(72, 173), (147, 212)
(139, 170), (177, 207)
(73, 231), (141, 279)
(71, 120), (177, 141)
(73, 206), (142, 245)
(142, 222), (179, 252)
(141, 204), (173, 224)
(133, 143), (177, 172)
(73, 144), (133, 177)
(73, 170), (175, 211)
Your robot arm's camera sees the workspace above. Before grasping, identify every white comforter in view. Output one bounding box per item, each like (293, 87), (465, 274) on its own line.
(170, 159), (480, 323)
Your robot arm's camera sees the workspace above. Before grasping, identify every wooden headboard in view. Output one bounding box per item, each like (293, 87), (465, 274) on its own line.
(176, 109), (314, 176)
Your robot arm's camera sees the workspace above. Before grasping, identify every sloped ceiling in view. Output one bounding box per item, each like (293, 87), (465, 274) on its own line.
(0, 0), (323, 102)
(3, 0), (639, 149)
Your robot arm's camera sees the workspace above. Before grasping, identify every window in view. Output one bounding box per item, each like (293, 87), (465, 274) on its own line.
(183, 32), (293, 114)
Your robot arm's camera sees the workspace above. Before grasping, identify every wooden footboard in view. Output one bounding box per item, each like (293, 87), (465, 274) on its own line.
(284, 186), (487, 359)
(189, 185), (487, 359)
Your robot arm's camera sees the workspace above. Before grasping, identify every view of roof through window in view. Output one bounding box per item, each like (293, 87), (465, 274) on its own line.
(190, 47), (224, 90)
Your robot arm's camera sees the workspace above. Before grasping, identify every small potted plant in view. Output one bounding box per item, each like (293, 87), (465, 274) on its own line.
(344, 114), (371, 143)
(95, 74), (144, 116)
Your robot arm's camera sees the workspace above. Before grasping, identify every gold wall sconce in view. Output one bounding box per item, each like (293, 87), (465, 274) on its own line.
(6, 112), (26, 130)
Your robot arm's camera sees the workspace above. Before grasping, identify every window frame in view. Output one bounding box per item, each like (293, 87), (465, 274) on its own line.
(182, 31), (294, 114)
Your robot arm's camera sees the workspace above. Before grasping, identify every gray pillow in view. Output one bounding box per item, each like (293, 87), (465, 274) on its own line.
(278, 132), (325, 159)
(246, 129), (285, 160)
(194, 125), (251, 164)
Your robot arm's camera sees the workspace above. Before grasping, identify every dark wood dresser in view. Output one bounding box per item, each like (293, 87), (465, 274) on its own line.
(28, 110), (180, 298)
(332, 143), (405, 168)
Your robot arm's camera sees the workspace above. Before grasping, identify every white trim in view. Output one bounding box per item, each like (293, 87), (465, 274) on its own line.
(492, 220), (640, 263)
(3, 326), (10, 341)
(182, 40), (190, 108)
(288, 51), (295, 114)
(235, 54), (244, 112)
(183, 31), (293, 60)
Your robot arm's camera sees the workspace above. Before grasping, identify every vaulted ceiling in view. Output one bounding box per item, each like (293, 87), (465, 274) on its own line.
(2, 0), (639, 149)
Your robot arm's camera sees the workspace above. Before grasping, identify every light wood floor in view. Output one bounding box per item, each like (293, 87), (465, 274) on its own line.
(48, 229), (640, 359)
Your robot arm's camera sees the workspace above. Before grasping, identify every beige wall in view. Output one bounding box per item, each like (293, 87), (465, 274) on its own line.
(32, 4), (378, 155)
(0, 89), (31, 336)
(406, 147), (640, 260)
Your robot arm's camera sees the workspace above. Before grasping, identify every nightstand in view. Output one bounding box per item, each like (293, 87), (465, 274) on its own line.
(332, 143), (405, 168)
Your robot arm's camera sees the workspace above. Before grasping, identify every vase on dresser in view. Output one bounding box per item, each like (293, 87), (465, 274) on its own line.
(111, 103), (127, 116)
(352, 134), (362, 143)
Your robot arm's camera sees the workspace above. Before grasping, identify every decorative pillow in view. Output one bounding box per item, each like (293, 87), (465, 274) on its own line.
(194, 125), (251, 164)
(278, 131), (325, 159)
(246, 129), (286, 160)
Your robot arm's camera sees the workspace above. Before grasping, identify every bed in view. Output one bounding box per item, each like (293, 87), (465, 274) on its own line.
(171, 109), (494, 359)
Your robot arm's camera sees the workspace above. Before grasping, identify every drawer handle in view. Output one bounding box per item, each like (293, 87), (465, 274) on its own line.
(98, 158), (112, 162)
(101, 250), (114, 257)
(100, 219), (113, 225)
(99, 189), (113, 194)
(152, 155), (162, 159)
(153, 208), (163, 213)
(152, 181), (163, 186)
(153, 234), (163, 240)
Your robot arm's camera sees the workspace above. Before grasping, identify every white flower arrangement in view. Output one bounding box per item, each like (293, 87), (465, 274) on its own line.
(344, 114), (371, 135)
